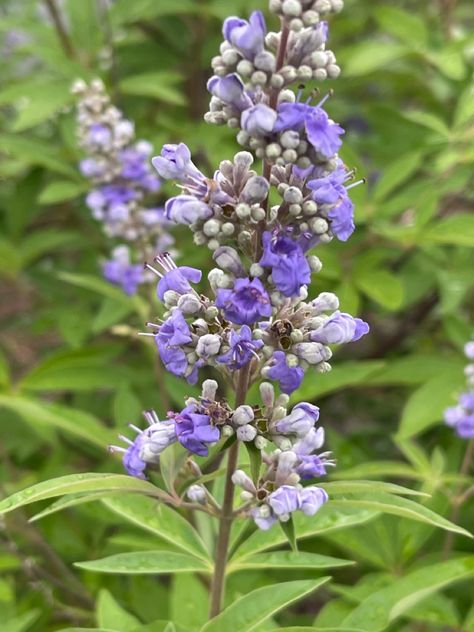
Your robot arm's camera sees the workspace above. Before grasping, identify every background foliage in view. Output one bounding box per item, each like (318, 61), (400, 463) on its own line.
(0, 0), (473, 630)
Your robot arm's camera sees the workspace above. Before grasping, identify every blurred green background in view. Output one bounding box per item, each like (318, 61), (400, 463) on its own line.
(0, 0), (473, 630)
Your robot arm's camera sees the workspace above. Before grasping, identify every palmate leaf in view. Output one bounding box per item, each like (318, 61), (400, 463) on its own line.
(101, 495), (211, 562)
(0, 473), (166, 516)
(75, 551), (212, 575)
(227, 551), (354, 574)
(201, 578), (331, 632)
(342, 557), (474, 631)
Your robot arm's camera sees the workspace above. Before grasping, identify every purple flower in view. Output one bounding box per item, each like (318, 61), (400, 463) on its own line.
(223, 11), (266, 60)
(103, 259), (143, 296)
(267, 351), (304, 395)
(102, 246), (143, 295)
(268, 485), (300, 516)
(464, 341), (474, 360)
(296, 455), (328, 480)
(305, 107), (344, 159)
(274, 402), (320, 437)
(165, 195), (213, 225)
(112, 411), (177, 479)
(299, 486), (328, 516)
(173, 405), (220, 456)
(216, 278), (272, 325)
(308, 164), (349, 205)
(259, 231), (311, 297)
(241, 104), (277, 136)
(328, 196), (355, 242)
(251, 506), (277, 530)
(155, 310), (199, 383)
(80, 158), (103, 178)
(88, 123), (111, 147)
(217, 325), (264, 369)
(274, 103), (344, 159)
(207, 74), (253, 111)
(153, 253), (202, 301)
(152, 143), (203, 182)
(445, 392), (474, 440)
(310, 311), (369, 345)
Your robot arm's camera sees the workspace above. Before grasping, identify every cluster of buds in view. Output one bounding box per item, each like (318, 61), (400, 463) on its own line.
(444, 341), (474, 440)
(73, 78), (174, 295)
(112, 1), (369, 532)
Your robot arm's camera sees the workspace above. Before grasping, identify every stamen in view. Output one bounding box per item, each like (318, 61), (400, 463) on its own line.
(317, 90), (332, 109)
(128, 424), (142, 434)
(138, 332), (155, 337)
(119, 434), (134, 445)
(144, 262), (163, 278)
(109, 445), (126, 453)
(346, 178), (366, 191)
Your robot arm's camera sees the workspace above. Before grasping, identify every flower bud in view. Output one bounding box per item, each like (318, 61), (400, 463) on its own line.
(186, 484), (207, 504)
(232, 469), (256, 493)
(213, 246), (245, 276)
(233, 405), (255, 426)
(196, 334), (221, 358)
(202, 379), (218, 400)
(240, 176), (270, 205)
(260, 382), (275, 407)
(311, 292), (339, 313)
(237, 424), (258, 442)
(178, 293), (201, 315)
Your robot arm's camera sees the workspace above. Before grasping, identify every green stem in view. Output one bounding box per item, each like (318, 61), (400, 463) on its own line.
(208, 364), (250, 618)
(43, 0), (76, 60)
(443, 439), (474, 559)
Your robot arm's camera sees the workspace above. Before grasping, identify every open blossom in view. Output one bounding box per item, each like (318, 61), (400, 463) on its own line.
(102, 246), (143, 296)
(267, 351), (304, 395)
(216, 278), (272, 325)
(274, 102), (344, 158)
(223, 10), (266, 60)
(152, 253), (202, 301)
(310, 311), (369, 344)
(152, 143), (204, 182)
(155, 310), (200, 384)
(173, 405), (220, 456)
(207, 74), (253, 111)
(259, 231), (311, 297)
(217, 325), (264, 369)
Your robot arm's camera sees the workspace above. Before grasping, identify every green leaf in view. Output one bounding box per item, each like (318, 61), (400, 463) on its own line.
(422, 214), (474, 246)
(159, 442), (188, 495)
(93, 298), (134, 333)
(454, 86), (474, 128)
(372, 152), (423, 202)
(279, 516), (297, 552)
(339, 42), (407, 77)
(102, 495), (211, 561)
(38, 180), (87, 205)
(320, 480), (427, 497)
(397, 371), (465, 439)
(342, 557), (474, 631)
(426, 48), (466, 81)
(170, 574), (208, 631)
(110, 0), (195, 24)
(9, 80), (72, 132)
(77, 551), (211, 575)
(403, 111), (450, 137)
(19, 229), (79, 266)
(245, 442), (262, 485)
(374, 6), (429, 47)
(120, 73), (185, 106)
(330, 494), (472, 538)
(0, 395), (114, 448)
(232, 505), (377, 560)
(0, 349), (10, 388)
(57, 271), (147, 315)
(29, 492), (121, 522)
(201, 578), (331, 632)
(228, 551), (354, 574)
(355, 270), (404, 310)
(0, 473), (164, 515)
(295, 361), (385, 401)
(2, 610), (40, 632)
(0, 134), (79, 179)
(97, 589), (141, 631)
(272, 629), (363, 632)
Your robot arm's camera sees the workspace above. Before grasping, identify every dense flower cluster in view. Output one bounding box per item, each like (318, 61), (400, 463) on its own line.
(73, 78), (174, 294)
(113, 0), (370, 531)
(444, 341), (474, 439)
